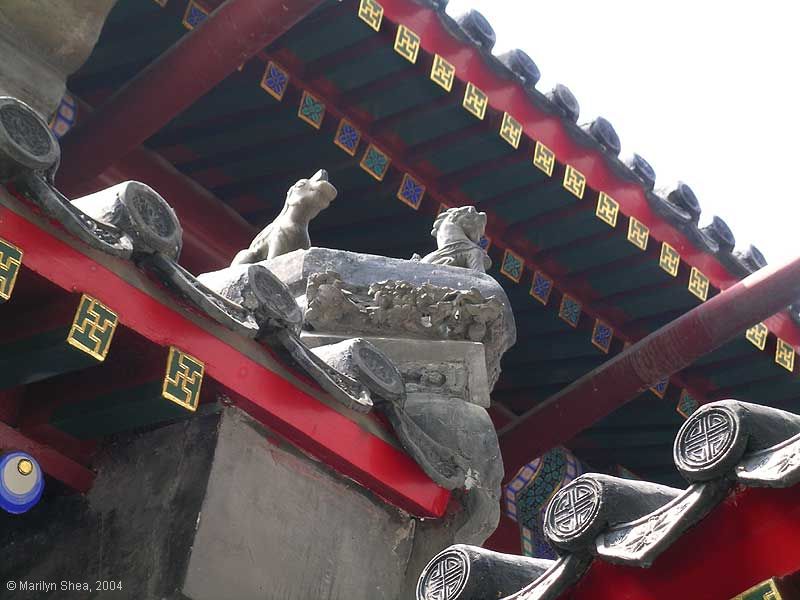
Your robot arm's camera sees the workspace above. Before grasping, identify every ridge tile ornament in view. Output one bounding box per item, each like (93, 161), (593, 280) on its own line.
(420, 206), (490, 272)
(297, 91), (325, 129)
(232, 170), (337, 263)
(360, 144), (391, 181)
(659, 242), (680, 277)
(430, 54), (455, 92)
(500, 112), (523, 149)
(558, 295), (581, 328)
(533, 141), (555, 177)
(746, 322), (768, 351)
(182, 0), (209, 30)
(333, 119), (361, 156)
(358, 0), (383, 31)
(562, 165), (586, 199)
(397, 173), (425, 209)
(775, 338), (795, 372)
(415, 547), (470, 600)
(627, 216), (650, 250)
(394, 25), (421, 63)
(688, 267), (710, 301)
(260, 61), (289, 102)
(530, 271), (554, 305)
(595, 192), (619, 227)
(0, 237), (22, 301)
(677, 389), (699, 418)
(462, 82), (488, 120)
(162, 347), (204, 412)
(650, 377), (669, 398)
(591, 319), (613, 353)
(66, 294), (118, 362)
(500, 249), (524, 282)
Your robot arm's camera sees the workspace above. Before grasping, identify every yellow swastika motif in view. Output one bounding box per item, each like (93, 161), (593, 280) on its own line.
(430, 54), (455, 92)
(562, 165), (585, 199)
(358, 0), (383, 31)
(499, 113), (523, 149)
(67, 294), (118, 362)
(688, 267), (709, 301)
(532, 141), (555, 177)
(595, 192), (619, 227)
(775, 338), (795, 372)
(163, 347), (205, 412)
(0, 238), (22, 302)
(394, 25), (420, 63)
(463, 82), (488, 120)
(627, 217), (649, 251)
(659, 242), (680, 277)
(746, 322), (768, 351)
(732, 578), (782, 600)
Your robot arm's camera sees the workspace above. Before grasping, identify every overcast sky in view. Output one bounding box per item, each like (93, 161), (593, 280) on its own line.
(447, 0), (799, 264)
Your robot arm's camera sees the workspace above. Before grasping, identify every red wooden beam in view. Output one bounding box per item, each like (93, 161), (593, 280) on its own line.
(566, 484), (800, 600)
(0, 188), (449, 516)
(0, 421), (95, 493)
(499, 254), (800, 480)
(57, 0), (327, 192)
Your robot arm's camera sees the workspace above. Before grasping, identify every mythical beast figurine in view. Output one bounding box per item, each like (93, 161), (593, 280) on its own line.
(232, 169), (337, 264)
(419, 206), (491, 273)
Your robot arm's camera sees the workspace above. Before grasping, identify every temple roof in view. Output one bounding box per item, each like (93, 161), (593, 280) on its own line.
(60, 0), (800, 486)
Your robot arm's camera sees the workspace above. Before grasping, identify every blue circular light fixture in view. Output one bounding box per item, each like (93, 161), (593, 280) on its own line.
(0, 451), (44, 514)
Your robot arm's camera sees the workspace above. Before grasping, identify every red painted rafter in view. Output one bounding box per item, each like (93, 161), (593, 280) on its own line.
(0, 188), (448, 516)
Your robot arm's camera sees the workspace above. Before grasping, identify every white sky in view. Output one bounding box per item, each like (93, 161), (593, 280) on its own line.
(447, 0), (799, 263)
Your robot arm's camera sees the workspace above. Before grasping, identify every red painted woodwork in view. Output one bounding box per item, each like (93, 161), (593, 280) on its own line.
(500, 254), (800, 480)
(564, 484), (800, 600)
(57, 0), (327, 192)
(0, 191), (449, 516)
(375, 0), (800, 348)
(0, 421), (95, 493)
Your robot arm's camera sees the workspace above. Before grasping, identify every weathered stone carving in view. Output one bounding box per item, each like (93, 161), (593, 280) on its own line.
(232, 169), (337, 264)
(418, 206), (491, 273)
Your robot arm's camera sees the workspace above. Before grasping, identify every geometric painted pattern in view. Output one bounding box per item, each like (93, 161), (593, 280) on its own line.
(530, 271), (553, 305)
(360, 144), (391, 181)
(659, 242), (680, 277)
(162, 347), (205, 412)
(478, 235), (491, 251)
(49, 92), (77, 139)
(688, 267), (710, 301)
(297, 91), (325, 129)
(462, 82), (488, 120)
(397, 173), (425, 209)
(358, 0), (384, 31)
(260, 61), (289, 101)
(0, 238), (22, 302)
(182, 0), (209, 30)
(775, 338), (795, 372)
(595, 192), (619, 227)
(430, 54), (455, 93)
(334, 119), (361, 156)
(532, 141), (555, 177)
(677, 389), (700, 419)
(650, 377), (669, 399)
(500, 249), (524, 283)
(627, 216), (650, 251)
(66, 294), (118, 362)
(746, 322), (768, 351)
(732, 578), (782, 600)
(394, 25), (420, 63)
(500, 112), (523, 149)
(591, 319), (613, 353)
(562, 165), (586, 199)
(558, 294), (581, 328)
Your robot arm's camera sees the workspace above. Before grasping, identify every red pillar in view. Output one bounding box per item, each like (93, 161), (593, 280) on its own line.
(500, 255), (800, 480)
(57, 0), (326, 192)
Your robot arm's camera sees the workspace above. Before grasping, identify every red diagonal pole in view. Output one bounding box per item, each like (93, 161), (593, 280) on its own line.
(499, 255), (800, 479)
(57, 0), (325, 192)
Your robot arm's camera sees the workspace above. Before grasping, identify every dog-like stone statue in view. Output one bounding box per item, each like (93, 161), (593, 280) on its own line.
(419, 206), (491, 273)
(232, 169), (337, 264)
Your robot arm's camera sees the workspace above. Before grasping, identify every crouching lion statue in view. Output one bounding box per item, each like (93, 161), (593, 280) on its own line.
(232, 169), (337, 264)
